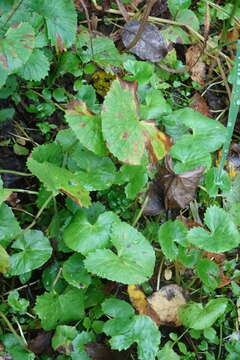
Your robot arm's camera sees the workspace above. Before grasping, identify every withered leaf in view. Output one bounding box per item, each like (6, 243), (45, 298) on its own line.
(122, 20), (168, 62)
(128, 285), (161, 326)
(147, 284), (187, 327)
(186, 44), (206, 85)
(190, 93), (211, 118)
(161, 156), (205, 209)
(28, 331), (54, 356)
(85, 342), (130, 360)
(142, 182), (165, 216)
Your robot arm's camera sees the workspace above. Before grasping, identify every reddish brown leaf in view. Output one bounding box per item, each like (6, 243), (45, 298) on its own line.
(218, 271), (231, 288)
(203, 251), (226, 264)
(190, 93), (211, 118)
(160, 156), (205, 209)
(186, 44), (206, 85)
(177, 215), (202, 229)
(28, 331), (54, 356)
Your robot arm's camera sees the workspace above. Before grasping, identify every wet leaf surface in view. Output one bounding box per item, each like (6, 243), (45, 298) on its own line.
(160, 156), (205, 209)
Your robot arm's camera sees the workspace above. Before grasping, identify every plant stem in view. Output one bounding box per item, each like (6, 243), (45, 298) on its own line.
(8, 189), (38, 195)
(24, 195), (53, 232)
(132, 195), (149, 227)
(216, 40), (240, 184)
(0, 311), (26, 348)
(217, 323), (223, 359)
(0, 169), (33, 177)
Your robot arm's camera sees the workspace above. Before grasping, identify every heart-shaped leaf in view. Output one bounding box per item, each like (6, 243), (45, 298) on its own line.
(84, 222), (155, 284)
(63, 211), (118, 255)
(9, 230), (52, 276)
(179, 298), (228, 329)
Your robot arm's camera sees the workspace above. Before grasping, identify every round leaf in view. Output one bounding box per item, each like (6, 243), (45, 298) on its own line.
(9, 230), (52, 275)
(84, 222), (155, 284)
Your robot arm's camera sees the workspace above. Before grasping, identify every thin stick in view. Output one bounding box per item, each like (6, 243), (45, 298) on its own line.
(3, 280), (39, 296)
(132, 195), (149, 227)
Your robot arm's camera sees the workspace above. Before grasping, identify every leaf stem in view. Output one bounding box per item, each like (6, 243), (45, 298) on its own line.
(132, 195), (149, 227)
(217, 323), (223, 359)
(24, 194), (53, 232)
(1, 0), (24, 28)
(0, 311), (26, 348)
(8, 189), (38, 195)
(0, 169), (33, 177)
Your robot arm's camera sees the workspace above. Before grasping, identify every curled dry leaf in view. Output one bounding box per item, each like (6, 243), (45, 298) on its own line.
(147, 284), (187, 326)
(28, 331), (54, 356)
(186, 44), (206, 85)
(227, 143), (240, 177)
(85, 342), (130, 360)
(122, 20), (168, 62)
(160, 156), (205, 209)
(190, 93), (211, 118)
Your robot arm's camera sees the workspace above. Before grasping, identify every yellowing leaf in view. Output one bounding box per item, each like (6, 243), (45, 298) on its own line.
(0, 245), (10, 274)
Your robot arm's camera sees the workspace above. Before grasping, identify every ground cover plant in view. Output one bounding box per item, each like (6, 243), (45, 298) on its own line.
(0, 0), (240, 359)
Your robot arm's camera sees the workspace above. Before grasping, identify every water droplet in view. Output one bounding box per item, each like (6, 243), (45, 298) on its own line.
(236, 100), (240, 105)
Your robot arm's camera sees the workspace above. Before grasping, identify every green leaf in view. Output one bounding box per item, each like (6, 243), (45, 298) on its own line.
(34, 288), (85, 330)
(102, 78), (145, 165)
(167, 0), (191, 16)
(77, 32), (127, 70)
(196, 258), (220, 289)
(158, 220), (188, 261)
(65, 100), (107, 156)
(31, 142), (63, 165)
(171, 136), (211, 173)
(7, 290), (29, 313)
(102, 298), (135, 318)
(52, 325), (78, 354)
(9, 230), (52, 276)
(116, 164), (148, 199)
(18, 49), (50, 81)
(0, 244), (9, 273)
(157, 341), (180, 360)
(2, 334), (35, 360)
(68, 145), (116, 191)
(0, 107), (14, 124)
(31, 0), (77, 49)
(0, 203), (21, 247)
(63, 211), (118, 255)
(103, 314), (161, 360)
(62, 254), (91, 288)
(176, 9), (199, 31)
(124, 60), (154, 85)
(84, 221), (155, 284)
(179, 298), (228, 330)
(187, 206), (240, 252)
(161, 26), (190, 44)
(27, 158), (91, 207)
(140, 90), (172, 120)
(71, 331), (95, 360)
(204, 167), (231, 197)
(0, 22), (35, 87)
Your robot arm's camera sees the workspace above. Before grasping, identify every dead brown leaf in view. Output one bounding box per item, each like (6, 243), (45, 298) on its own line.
(203, 251), (225, 264)
(147, 284), (187, 326)
(190, 93), (211, 118)
(85, 342), (130, 360)
(160, 156), (205, 209)
(186, 44), (206, 85)
(142, 181), (165, 216)
(122, 21), (168, 62)
(28, 331), (54, 356)
(227, 27), (240, 52)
